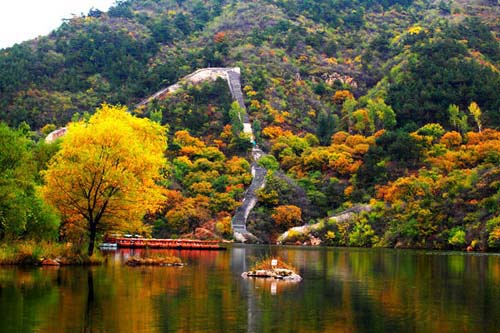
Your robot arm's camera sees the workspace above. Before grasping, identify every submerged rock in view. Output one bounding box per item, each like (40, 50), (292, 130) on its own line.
(125, 256), (184, 267)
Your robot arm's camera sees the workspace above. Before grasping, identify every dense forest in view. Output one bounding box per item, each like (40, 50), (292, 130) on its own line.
(1, 0), (500, 258)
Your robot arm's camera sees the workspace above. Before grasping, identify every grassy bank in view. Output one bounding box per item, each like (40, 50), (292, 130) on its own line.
(0, 241), (104, 265)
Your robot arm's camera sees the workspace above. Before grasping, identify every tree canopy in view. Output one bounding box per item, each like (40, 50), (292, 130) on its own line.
(0, 123), (59, 240)
(42, 105), (167, 255)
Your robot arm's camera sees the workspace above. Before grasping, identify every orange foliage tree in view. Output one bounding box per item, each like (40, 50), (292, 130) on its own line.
(272, 205), (302, 230)
(332, 90), (354, 105)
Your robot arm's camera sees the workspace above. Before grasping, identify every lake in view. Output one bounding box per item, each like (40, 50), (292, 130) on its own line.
(0, 245), (499, 332)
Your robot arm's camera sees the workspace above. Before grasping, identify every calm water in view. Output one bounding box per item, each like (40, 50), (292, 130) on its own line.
(0, 245), (499, 333)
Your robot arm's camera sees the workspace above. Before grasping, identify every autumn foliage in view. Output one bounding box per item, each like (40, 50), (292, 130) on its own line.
(0, 0), (499, 254)
(272, 205), (302, 230)
(150, 130), (251, 237)
(42, 105), (167, 255)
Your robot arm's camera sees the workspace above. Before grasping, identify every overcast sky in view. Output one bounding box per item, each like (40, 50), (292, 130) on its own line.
(0, 0), (116, 49)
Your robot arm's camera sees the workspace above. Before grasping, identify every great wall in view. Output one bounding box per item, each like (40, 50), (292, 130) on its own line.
(138, 67), (264, 242)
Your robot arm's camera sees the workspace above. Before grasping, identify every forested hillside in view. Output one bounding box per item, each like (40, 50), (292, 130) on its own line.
(1, 0), (500, 251)
(1, 0), (498, 130)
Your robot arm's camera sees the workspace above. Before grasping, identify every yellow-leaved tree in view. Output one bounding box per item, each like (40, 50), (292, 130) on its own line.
(42, 105), (167, 256)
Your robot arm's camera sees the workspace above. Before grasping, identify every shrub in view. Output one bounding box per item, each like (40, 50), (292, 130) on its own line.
(448, 227), (466, 247)
(272, 205), (302, 230)
(215, 215), (233, 238)
(251, 256), (297, 272)
(285, 229), (309, 244)
(348, 219), (378, 247)
(257, 155), (280, 171)
(487, 217), (500, 250)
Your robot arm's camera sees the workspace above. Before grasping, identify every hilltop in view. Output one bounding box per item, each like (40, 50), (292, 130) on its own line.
(0, 0), (498, 130)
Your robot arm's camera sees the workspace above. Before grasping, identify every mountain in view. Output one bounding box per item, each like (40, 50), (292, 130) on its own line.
(0, 0), (498, 130)
(1, 0), (500, 249)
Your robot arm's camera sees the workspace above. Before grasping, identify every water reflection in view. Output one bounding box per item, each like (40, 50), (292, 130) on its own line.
(0, 246), (498, 332)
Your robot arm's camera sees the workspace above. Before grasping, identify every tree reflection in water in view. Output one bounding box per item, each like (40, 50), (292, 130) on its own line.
(0, 246), (498, 332)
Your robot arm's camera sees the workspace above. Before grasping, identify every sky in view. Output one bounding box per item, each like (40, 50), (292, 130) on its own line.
(0, 0), (116, 49)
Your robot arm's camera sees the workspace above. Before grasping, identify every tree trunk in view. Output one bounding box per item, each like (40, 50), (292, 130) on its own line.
(88, 222), (97, 257)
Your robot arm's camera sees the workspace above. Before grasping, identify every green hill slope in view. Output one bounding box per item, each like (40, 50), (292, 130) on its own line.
(1, 0), (498, 131)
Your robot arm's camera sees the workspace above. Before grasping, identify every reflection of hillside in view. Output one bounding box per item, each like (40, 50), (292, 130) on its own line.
(285, 248), (500, 333)
(0, 248), (498, 332)
(103, 248), (242, 332)
(232, 246), (500, 332)
(34, 267), (154, 332)
(0, 268), (59, 332)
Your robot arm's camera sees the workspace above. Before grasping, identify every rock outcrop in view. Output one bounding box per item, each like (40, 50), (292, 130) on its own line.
(41, 258), (60, 266)
(45, 127), (67, 143)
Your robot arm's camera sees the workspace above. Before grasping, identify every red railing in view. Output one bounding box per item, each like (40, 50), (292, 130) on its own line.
(105, 237), (225, 250)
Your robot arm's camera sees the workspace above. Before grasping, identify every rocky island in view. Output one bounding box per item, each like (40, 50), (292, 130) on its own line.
(241, 258), (302, 281)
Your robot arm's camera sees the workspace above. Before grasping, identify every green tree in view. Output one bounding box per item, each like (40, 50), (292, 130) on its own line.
(149, 109), (163, 124)
(316, 110), (335, 145)
(367, 98), (396, 130)
(252, 119), (262, 144)
(342, 98), (357, 133)
(448, 104), (469, 134)
(228, 101), (244, 136)
(0, 123), (59, 240)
